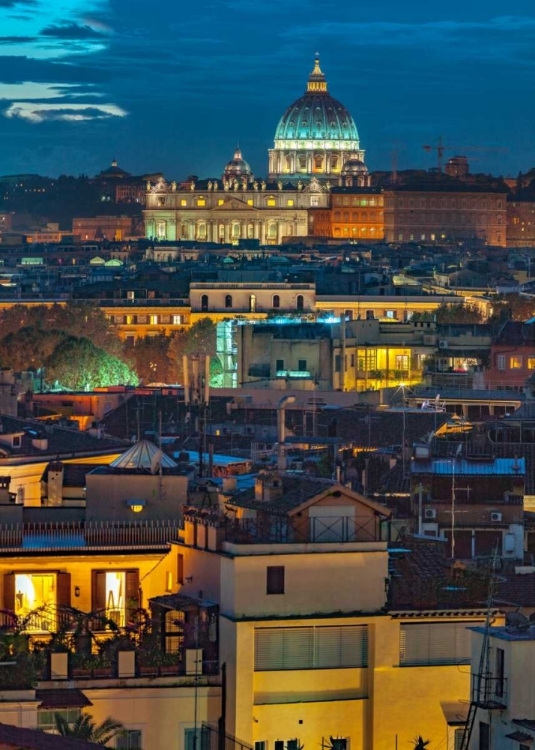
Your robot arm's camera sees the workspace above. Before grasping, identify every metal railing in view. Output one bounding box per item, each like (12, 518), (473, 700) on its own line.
(0, 520), (181, 552)
(200, 724), (253, 750)
(222, 514), (384, 545)
(472, 672), (507, 708)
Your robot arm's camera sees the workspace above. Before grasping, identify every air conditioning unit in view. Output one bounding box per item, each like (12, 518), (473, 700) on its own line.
(424, 508), (437, 520)
(438, 340), (448, 349)
(491, 512), (503, 522)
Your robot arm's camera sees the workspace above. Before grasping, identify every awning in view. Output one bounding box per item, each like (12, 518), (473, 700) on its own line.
(441, 701), (468, 726)
(36, 689), (92, 708)
(505, 731), (533, 742)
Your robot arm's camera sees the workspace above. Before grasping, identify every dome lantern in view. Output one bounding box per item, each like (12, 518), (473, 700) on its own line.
(307, 54), (328, 93)
(268, 56), (365, 181)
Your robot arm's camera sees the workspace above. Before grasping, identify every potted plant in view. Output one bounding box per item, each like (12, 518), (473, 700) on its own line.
(136, 647), (163, 676)
(70, 653), (93, 679)
(92, 654), (113, 678)
(159, 651), (181, 676)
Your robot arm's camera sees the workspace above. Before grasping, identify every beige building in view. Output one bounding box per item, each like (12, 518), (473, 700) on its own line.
(175, 474), (485, 750)
(190, 282), (315, 318)
(144, 177), (330, 245)
(383, 185), (508, 246)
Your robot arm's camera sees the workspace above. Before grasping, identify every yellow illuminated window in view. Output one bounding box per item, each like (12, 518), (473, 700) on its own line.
(197, 198), (206, 206)
(218, 199), (224, 205)
(247, 200), (254, 206)
(15, 573), (56, 628)
(267, 199), (276, 207)
(528, 357), (535, 370)
(510, 356), (523, 369)
(180, 199), (187, 206)
(287, 199), (294, 206)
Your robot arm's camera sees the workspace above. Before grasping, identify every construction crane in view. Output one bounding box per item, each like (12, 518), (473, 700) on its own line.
(422, 136), (506, 173)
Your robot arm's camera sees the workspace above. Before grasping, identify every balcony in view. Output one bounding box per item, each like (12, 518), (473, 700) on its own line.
(219, 513), (387, 545)
(0, 520), (181, 554)
(471, 672), (507, 709)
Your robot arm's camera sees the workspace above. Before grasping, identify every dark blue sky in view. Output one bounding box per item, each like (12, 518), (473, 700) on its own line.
(0, 0), (534, 179)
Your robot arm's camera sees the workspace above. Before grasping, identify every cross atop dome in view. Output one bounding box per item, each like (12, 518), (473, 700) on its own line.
(307, 53), (328, 93)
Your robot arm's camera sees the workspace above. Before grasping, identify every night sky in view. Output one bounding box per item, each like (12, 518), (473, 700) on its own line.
(0, 0), (534, 179)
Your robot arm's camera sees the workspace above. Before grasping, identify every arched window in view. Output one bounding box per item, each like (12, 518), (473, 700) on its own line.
(157, 222), (166, 239)
(201, 294), (209, 312)
(197, 222), (206, 239)
(231, 221), (240, 238)
(225, 294), (232, 309)
(272, 294), (281, 309)
(296, 294), (304, 312)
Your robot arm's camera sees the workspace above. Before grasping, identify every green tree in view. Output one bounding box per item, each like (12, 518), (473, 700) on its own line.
(125, 334), (172, 384)
(45, 336), (138, 390)
(168, 318), (219, 382)
(54, 713), (125, 746)
(0, 328), (65, 371)
(491, 294), (535, 322)
(0, 302), (123, 359)
(412, 303), (484, 324)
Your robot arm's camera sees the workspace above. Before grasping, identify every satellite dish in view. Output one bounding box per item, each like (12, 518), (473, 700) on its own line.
(505, 611), (531, 631)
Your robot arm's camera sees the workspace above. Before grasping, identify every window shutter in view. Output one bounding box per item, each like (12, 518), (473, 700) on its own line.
(125, 569), (140, 617)
(255, 626), (366, 671)
(400, 622), (480, 666)
(315, 626), (368, 668)
(266, 566), (285, 595)
(3, 572), (15, 611)
(92, 571), (106, 612)
(56, 572), (71, 609)
(255, 628), (285, 670)
(177, 554), (184, 585)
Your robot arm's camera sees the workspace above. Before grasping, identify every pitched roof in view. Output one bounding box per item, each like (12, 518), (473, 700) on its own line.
(109, 439), (178, 470)
(228, 475), (391, 517)
(0, 723), (103, 750)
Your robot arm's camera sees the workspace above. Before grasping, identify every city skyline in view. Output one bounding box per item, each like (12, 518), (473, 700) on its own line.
(0, 0), (534, 178)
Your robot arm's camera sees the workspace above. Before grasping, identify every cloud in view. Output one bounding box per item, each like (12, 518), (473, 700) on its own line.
(280, 16), (535, 62)
(0, 36), (35, 43)
(40, 22), (110, 40)
(4, 101), (127, 122)
(0, 0), (36, 6)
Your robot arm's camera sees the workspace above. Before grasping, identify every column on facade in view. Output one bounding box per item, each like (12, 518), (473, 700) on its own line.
(260, 222), (266, 245)
(253, 221), (260, 240)
(306, 152), (313, 174)
(241, 220), (247, 239)
(224, 222), (230, 244)
(325, 151), (331, 175)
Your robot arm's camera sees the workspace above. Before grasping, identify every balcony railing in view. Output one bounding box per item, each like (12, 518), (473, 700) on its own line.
(0, 520), (181, 553)
(221, 514), (386, 545)
(423, 494), (523, 506)
(472, 672), (507, 708)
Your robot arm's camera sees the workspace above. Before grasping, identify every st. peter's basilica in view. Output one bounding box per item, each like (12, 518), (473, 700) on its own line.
(144, 57), (371, 244)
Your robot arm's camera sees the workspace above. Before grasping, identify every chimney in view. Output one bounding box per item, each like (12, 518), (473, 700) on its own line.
(254, 473), (283, 503)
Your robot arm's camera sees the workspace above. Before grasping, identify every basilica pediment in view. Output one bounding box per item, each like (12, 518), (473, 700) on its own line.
(210, 198), (259, 212)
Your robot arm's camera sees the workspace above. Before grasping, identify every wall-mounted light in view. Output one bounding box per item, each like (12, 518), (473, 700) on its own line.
(126, 498), (146, 513)
(74, 586), (80, 598)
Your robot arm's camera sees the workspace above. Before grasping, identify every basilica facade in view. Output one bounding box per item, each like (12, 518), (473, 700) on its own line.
(143, 57), (368, 244)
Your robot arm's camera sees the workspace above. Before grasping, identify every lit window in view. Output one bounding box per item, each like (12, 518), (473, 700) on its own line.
(267, 197), (276, 207)
(14, 573), (56, 628)
(180, 199), (187, 207)
(287, 199), (294, 207)
(196, 198), (206, 206)
(247, 199), (254, 206)
(510, 356), (523, 369)
(218, 199), (225, 206)
(149, 315), (158, 325)
(528, 357), (535, 370)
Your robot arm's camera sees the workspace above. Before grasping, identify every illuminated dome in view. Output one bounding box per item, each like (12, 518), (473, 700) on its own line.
(342, 155), (368, 175)
(268, 56), (365, 181)
(223, 147), (253, 179)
